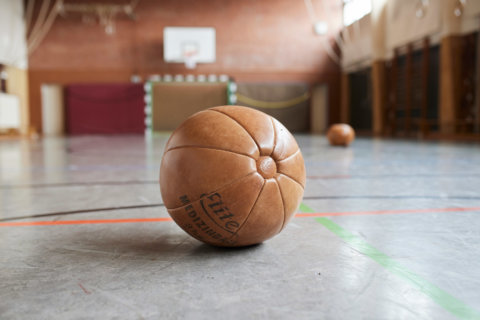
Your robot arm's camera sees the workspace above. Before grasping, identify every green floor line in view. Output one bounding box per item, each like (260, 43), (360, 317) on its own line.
(301, 203), (480, 320)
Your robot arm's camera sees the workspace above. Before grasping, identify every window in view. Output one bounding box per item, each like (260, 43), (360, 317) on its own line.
(343, 0), (372, 26)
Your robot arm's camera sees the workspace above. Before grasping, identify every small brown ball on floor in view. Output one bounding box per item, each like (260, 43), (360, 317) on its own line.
(327, 124), (355, 146)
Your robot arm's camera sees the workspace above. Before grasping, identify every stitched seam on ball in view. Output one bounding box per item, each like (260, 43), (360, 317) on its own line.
(274, 177), (287, 232)
(271, 118), (300, 161)
(277, 149), (300, 162)
(165, 171), (258, 211)
(165, 145), (256, 160)
(209, 109), (261, 156)
(278, 172), (305, 190)
(270, 117), (277, 157)
(162, 109), (213, 156)
(276, 148), (301, 163)
(277, 172), (305, 189)
(230, 179), (266, 238)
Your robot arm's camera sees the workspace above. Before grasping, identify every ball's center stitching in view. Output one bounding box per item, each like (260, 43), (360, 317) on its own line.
(256, 156), (277, 179)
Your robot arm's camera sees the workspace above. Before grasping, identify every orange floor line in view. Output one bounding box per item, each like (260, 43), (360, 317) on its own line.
(0, 217), (173, 227)
(1, 206), (479, 227)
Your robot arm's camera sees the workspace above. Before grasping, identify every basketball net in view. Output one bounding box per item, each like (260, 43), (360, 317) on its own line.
(183, 49), (198, 69)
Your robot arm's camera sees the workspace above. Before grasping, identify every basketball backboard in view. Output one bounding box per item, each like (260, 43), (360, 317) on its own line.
(163, 27), (216, 69)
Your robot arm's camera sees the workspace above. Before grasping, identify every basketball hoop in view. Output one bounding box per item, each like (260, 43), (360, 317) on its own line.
(184, 52), (197, 69)
(182, 43), (198, 69)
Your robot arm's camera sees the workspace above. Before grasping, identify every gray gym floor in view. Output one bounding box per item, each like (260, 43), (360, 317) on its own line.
(1, 134), (480, 319)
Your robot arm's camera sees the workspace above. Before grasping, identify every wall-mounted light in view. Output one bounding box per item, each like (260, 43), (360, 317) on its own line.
(453, 0), (467, 17)
(415, 0), (429, 19)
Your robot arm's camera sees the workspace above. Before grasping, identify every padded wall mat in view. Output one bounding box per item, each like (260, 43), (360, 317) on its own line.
(151, 82), (228, 131)
(66, 83), (145, 134)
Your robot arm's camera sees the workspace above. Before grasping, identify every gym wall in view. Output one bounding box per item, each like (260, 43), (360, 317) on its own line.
(28, 0), (343, 132)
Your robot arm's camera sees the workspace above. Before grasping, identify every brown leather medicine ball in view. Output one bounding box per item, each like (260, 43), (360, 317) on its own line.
(327, 124), (355, 146)
(159, 105), (306, 247)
